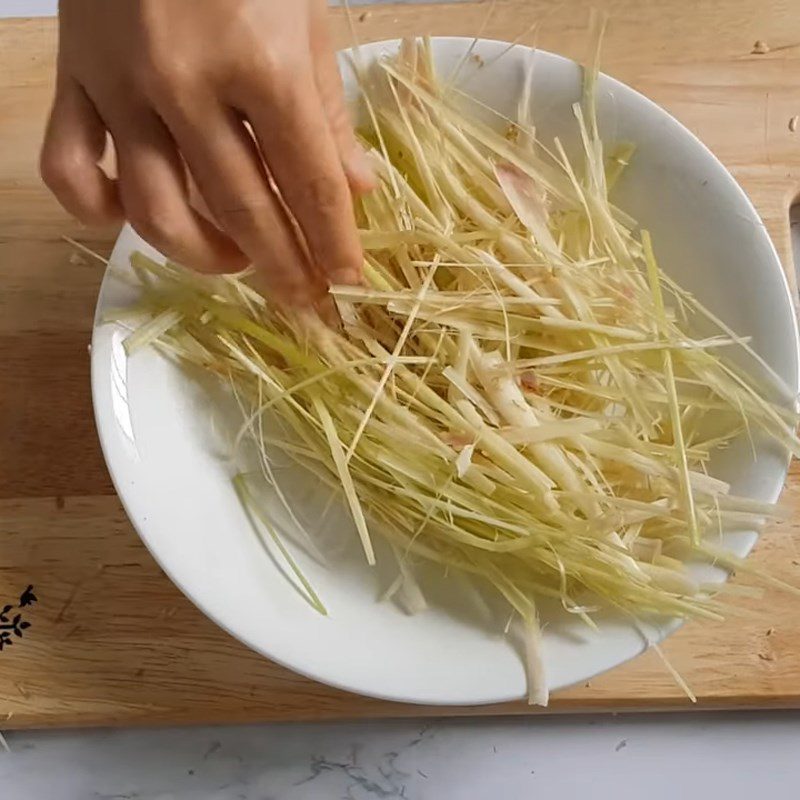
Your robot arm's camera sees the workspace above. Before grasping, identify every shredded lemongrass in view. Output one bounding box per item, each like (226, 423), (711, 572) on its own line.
(110, 36), (799, 705)
(233, 474), (327, 615)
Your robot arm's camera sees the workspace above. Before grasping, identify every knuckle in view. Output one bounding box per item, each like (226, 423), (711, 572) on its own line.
(39, 148), (74, 193)
(213, 196), (270, 233)
(40, 146), (118, 225)
(326, 100), (351, 139)
(249, 47), (296, 85)
(305, 174), (345, 213)
(251, 48), (284, 81)
(127, 199), (182, 249)
(227, 50), (299, 104)
(137, 49), (197, 103)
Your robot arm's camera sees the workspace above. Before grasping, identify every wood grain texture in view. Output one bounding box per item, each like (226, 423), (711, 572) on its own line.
(2, 1), (800, 729)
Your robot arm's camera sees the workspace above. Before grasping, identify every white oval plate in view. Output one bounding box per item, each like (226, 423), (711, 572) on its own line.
(91, 38), (800, 705)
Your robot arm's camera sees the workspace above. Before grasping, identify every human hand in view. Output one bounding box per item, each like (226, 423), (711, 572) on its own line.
(41, 0), (374, 304)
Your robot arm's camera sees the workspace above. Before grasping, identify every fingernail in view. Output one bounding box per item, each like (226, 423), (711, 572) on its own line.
(329, 267), (360, 286)
(346, 147), (377, 193)
(274, 282), (310, 307)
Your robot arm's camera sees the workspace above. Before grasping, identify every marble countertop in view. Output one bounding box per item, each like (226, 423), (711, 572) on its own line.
(3, 712), (800, 800)
(4, 1), (800, 798)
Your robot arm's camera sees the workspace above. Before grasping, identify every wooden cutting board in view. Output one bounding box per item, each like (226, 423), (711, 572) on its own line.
(2, 0), (800, 730)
